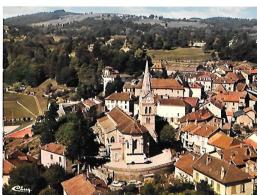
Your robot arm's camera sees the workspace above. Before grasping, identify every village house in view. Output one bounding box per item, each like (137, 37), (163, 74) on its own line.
(179, 108), (222, 128)
(40, 143), (67, 170)
(179, 123), (220, 154)
(156, 98), (189, 128)
(105, 92), (133, 114)
(189, 83), (203, 99)
(213, 91), (248, 117)
(134, 78), (184, 98)
(201, 99), (225, 119)
(234, 107), (256, 128)
(213, 77), (235, 92)
(61, 174), (108, 195)
(194, 72), (214, 92)
(210, 145), (257, 169)
(123, 80), (139, 96)
(174, 152), (199, 182)
(183, 97), (199, 112)
(3, 150), (37, 185)
(192, 154), (254, 195)
(102, 66), (131, 96)
(207, 131), (242, 151)
(82, 97), (105, 117)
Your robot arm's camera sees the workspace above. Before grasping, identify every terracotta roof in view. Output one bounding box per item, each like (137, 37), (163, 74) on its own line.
(215, 84), (226, 93)
(5, 150), (37, 167)
(136, 78), (183, 90)
(183, 97), (199, 108)
(213, 91), (247, 103)
(97, 116), (116, 133)
(175, 153), (199, 176)
(221, 145), (257, 166)
(236, 83), (247, 92)
(210, 99), (225, 109)
(3, 159), (15, 175)
(193, 154), (253, 185)
(105, 92), (131, 101)
(107, 107), (148, 135)
(83, 99), (96, 108)
(213, 77), (235, 84)
(41, 143), (65, 155)
(158, 98), (186, 107)
(181, 123), (218, 138)
(245, 139), (257, 149)
(208, 132), (241, 149)
(191, 124), (218, 138)
(180, 108), (213, 123)
(62, 174), (96, 195)
(5, 127), (32, 139)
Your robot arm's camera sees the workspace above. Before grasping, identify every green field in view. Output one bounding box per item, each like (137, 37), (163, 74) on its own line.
(147, 47), (212, 61)
(4, 93), (39, 120)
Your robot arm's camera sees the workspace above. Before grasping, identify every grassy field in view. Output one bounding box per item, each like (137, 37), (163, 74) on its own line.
(147, 47), (212, 62)
(4, 93), (39, 120)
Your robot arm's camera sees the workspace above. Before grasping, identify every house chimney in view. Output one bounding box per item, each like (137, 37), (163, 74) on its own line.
(221, 166), (226, 179)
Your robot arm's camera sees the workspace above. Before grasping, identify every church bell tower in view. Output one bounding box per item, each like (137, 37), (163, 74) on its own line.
(138, 61), (157, 141)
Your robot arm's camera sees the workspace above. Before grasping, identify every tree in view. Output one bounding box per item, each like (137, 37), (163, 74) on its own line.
(159, 124), (176, 148)
(196, 180), (214, 195)
(9, 163), (46, 195)
(105, 75), (124, 97)
(39, 188), (58, 195)
(140, 183), (156, 195)
(42, 164), (67, 194)
(55, 112), (99, 161)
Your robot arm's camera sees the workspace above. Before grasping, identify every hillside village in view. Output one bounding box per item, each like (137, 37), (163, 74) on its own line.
(3, 57), (257, 195)
(3, 9), (257, 195)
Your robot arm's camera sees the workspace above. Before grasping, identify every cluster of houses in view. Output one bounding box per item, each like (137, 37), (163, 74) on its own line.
(3, 59), (257, 194)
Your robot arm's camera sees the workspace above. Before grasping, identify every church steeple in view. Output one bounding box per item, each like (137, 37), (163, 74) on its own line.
(138, 60), (157, 142)
(142, 61), (152, 97)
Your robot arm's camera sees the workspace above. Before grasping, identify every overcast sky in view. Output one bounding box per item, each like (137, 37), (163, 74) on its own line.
(3, 7), (257, 19)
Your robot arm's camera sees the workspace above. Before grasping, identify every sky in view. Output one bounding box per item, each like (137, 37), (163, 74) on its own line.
(3, 7), (257, 19)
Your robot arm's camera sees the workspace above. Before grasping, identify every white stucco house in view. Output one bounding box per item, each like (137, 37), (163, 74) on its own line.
(41, 143), (67, 170)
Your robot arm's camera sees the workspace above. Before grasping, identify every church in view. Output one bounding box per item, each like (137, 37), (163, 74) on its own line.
(94, 61), (158, 164)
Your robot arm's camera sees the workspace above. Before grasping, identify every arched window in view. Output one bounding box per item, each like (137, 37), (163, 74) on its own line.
(145, 107), (148, 114)
(146, 117), (150, 124)
(126, 140), (129, 149)
(110, 136), (115, 143)
(149, 107), (152, 114)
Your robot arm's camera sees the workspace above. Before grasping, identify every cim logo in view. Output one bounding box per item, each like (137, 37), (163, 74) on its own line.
(12, 185), (32, 193)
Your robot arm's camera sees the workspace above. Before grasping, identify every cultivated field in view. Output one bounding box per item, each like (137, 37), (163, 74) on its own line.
(148, 47), (212, 62)
(4, 93), (39, 120)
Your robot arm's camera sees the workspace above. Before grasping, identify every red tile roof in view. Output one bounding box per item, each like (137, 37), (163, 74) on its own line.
(107, 107), (148, 135)
(193, 154), (253, 185)
(213, 91), (247, 103)
(136, 78), (183, 90)
(158, 98), (186, 107)
(208, 132), (241, 149)
(221, 145), (257, 166)
(105, 92), (131, 101)
(181, 123), (218, 138)
(175, 153), (199, 176)
(183, 97), (199, 108)
(62, 174), (96, 195)
(5, 127), (32, 139)
(3, 159), (15, 175)
(41, 143), (65, 155)
(180, 108), (213, 123)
